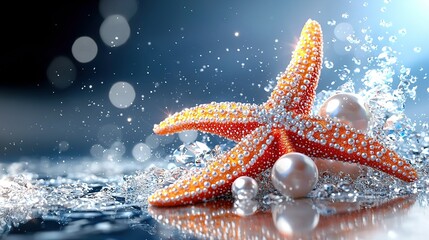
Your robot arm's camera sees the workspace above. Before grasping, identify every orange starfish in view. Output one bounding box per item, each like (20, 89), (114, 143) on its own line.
(148, 19), (418, 207)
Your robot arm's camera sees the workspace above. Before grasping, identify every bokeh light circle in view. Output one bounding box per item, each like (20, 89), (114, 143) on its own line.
(178, 130), (198, 143)
(71, 36), (98, 63)
(132, 142), (151, 162)
(97, 124), (122, 147)
(99, 14), (130, 47)
(334, 22), (354, 41)
(99, 0), (138, 20)
(46, 56), (76, 89)
(90, 144), (105, 158)
(109, 81), (136, 109)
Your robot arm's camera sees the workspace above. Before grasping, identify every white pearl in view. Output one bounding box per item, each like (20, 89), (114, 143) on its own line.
(231, 176), (258, 200)
(271, 152), (318, 198)
(317, 92), (370, 178)
(272, 199), (319, 235)
(318, 92), (370, 131)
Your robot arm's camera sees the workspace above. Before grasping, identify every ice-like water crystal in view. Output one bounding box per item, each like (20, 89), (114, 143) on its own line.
(172, 141), (214, 167)
(122, 164), (198, 209)
(305, 18), (429, 202)
(0, 158), (150, 235)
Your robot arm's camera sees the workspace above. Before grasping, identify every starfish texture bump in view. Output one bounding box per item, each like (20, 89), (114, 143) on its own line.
(148, 19), (418, 207)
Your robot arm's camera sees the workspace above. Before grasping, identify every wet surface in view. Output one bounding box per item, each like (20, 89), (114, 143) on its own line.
(1, 157), (428, 240)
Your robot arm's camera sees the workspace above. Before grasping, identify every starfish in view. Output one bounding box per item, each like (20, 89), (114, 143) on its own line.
(148, 19), (418, 207)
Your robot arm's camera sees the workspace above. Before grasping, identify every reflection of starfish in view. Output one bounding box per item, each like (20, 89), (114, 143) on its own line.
(148, 19), (418, 207)
(149, 196), (416, 239)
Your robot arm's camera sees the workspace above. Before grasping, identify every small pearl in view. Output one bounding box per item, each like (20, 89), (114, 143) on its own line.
(231, 176), (258, 200)
(271, 152), (318, 198)
(272, 199), (319, 235)
(318, 92), (370, 131)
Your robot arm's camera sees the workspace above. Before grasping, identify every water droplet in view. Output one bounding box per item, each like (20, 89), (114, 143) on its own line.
(388, 35), (397, 43)
(398, 28), (407, 36)
(352, 57), (361, 65)
(364, 34), (373, 43)
(327, 19), (336, 26)
(380, 19), (392, 28)
(413, 47), (422, 53)
(324, 60), (334, 69)
(337, 67), (351, 81)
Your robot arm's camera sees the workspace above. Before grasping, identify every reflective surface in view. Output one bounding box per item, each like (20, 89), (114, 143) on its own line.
(2, 157), (428, 240)
(150, 195), (424, 240)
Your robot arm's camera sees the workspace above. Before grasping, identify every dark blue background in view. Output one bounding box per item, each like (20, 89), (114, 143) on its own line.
(1, 0), (428, 160)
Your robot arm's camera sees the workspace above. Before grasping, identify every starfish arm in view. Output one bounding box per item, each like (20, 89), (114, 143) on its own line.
(265, 19), (323, 115)
(153, 102), (262, 142)
(284, 114), (418, 182)
(148, 125), (280, 207)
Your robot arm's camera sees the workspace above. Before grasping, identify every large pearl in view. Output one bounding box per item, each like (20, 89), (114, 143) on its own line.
(231, 176), (258, 200)
(317, 92), (370, 178)
(272, 199), (319, 235)
(318, 92), (370, 131)
(271, 152), (318, 198)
